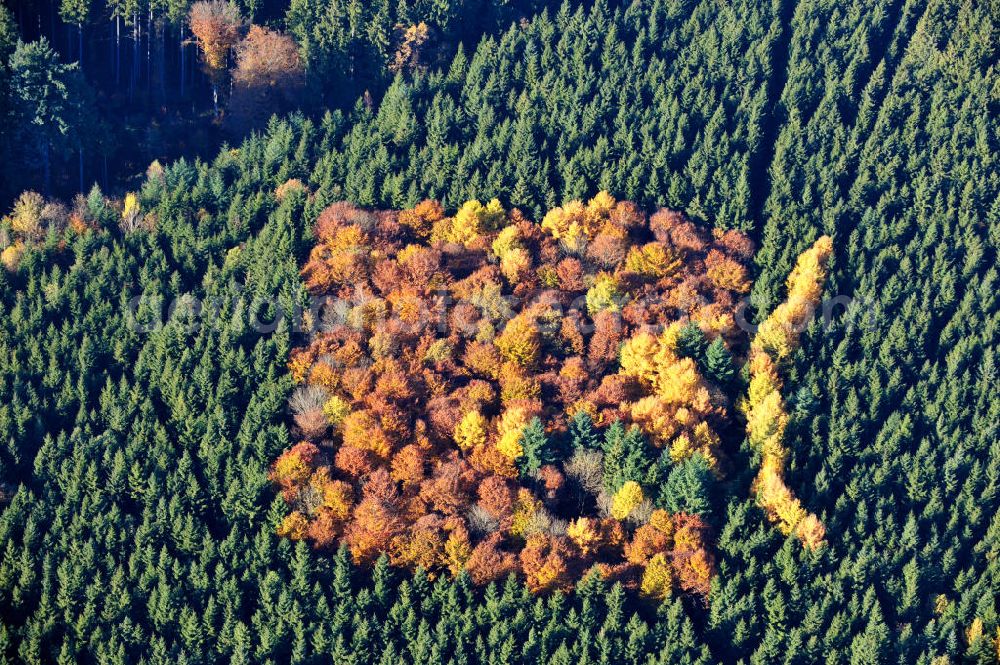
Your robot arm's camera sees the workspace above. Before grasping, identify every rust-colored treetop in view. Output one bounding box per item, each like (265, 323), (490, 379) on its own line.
(188, 0), (243, 80)
(275, 193), (756, 597)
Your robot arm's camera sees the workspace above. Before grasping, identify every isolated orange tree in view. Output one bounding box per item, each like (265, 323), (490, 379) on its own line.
(188, 0), (242, 113)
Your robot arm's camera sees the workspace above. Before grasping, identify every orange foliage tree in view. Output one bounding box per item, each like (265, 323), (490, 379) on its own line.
(188, 1), (242, 113)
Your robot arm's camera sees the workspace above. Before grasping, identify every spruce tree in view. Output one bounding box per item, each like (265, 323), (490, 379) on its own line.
(704, 337), (736, 386)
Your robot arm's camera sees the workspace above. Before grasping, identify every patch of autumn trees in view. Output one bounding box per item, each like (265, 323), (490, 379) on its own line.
(1, 187), (139, 271)
(742, 236), (832, 550)
(273, 193), (758, 600)
(188, 1), (303, 126)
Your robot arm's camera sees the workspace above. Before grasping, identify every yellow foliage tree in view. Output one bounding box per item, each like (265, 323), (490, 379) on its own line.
(444, 529), (472, 577)
(566, 517), (602, 556)
(277, 511), (309, 540)
(500, 247), (532, 283)
(454, 410), (488, 451)
(751, 235), (833, 362)
(491, 224), (521, 260)
(322, 395), (351, 431)
(625, 242), (681, 279)
(6, 191), (44, 239)
(648, 509), (675, 538)
(610, 481), (644, 520)
(1, 242), (26, 272)
(640, 552), (673, 601)
(586, 273), (624, 314)
(618, 332), (660, 387)
(495, 315), (541, 367)
(439, 199), (505, 244)
(122, 192), (140, 226)
(509, 489), (543, 537)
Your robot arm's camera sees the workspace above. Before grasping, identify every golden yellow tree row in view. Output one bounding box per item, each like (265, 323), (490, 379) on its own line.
(743, 236), (833, 550)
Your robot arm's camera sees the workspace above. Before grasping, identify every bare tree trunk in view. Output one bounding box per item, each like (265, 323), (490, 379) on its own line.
(146, 5), (152, 97)
(180, 28), (185, 97)
(130, 14), (139, 102)
(158, 23), (165, 100)
(78, 23), (83, 72)
(78, 145), (84, 193)
(115, 15), (120, 86)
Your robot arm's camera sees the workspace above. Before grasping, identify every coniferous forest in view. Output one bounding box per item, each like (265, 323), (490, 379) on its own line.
(0, 0), (998, 663)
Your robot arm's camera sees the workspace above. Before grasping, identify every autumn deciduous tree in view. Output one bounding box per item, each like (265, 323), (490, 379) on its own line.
(671, 513), (714, 598)
(624, 522), (671, 566)
(465, 533), (517, 585)
(270, 442), (320, 501)
(454, 410), (488, 451)
(188, 1), (243, 114)
(477, 475), (515, 521)
(610, 481), (644, 520)
(640, 552), (673, 600)
(520, 534), (575, 593)
(495, 314), (541, 367)
(390, 22), (430, 74)
(229, 25), (304, 133)
(345, 469), (405, 564)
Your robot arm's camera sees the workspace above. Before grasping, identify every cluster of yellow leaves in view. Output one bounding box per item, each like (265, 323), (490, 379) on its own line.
(1, 242), (25, 272)
(322, 395), (351, 431)
(743, 236), (832, 550)
(640, 553), (673, 600)
(625, 242), (681, 279)
(565, 517), (602, 555)
(122, 192), (140, 222)
(491, 225), (521, 259)
(390, 22), (429, 73)
(610, 481), (644, 519)
(277, 511), (309, 540)
(271, 448), (313, 487)
(491, 225), (534, 282)
(495, 314), (542, 367)
(454, 410), (488, 451)
(288, 353), (312, 384)
(432, 199), (505, 245)
(585, 272), (624, 314)
(2, 192), (45, 271)
(616, 323), (724, 466)
(389, 519), (472, 579)
(752, 235), (833, 361)
(342, 410), (393, 458)
(6, 191), (45, 239)
(509, 489), (543, 537)
(495, 407), (529, 461)
(540, 191), (622, 254)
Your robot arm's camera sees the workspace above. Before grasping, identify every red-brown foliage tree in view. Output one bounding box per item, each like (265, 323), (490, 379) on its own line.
(228, 25), (304, 132)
